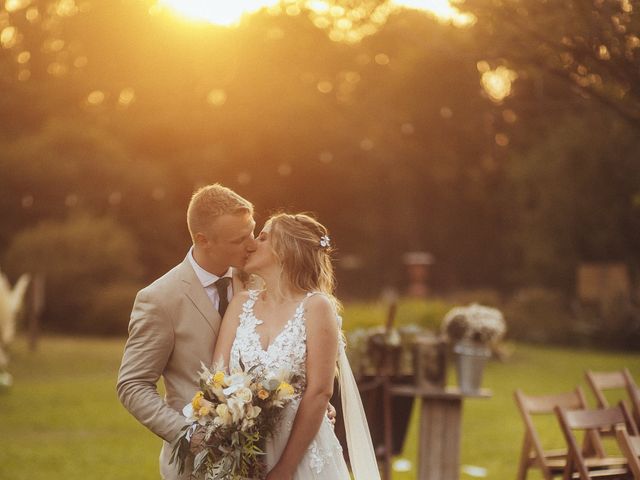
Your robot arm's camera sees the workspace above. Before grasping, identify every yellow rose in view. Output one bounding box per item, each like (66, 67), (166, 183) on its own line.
(277, 382), (294, 397)
(257, 389), (269, 400)
(198, 406), (211, 417)
(191, 391), (204, 411)
(213, 371), (226, 386)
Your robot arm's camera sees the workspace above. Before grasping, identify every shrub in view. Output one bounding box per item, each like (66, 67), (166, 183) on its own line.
(2, 214), (142, 333)
(504, 287), (575, 345)
(573, 296), (640, 350)
(85, 281), (142, 336)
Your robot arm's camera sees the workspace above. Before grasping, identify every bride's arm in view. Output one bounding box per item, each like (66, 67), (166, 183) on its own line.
(211, 291), (248, 367)
(265, 295), (339, 480)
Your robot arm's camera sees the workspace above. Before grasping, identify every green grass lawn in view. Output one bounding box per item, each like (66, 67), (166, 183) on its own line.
(0, 335), (638, 479)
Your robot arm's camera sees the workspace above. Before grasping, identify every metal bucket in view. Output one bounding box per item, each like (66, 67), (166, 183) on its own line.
(454, 341), (490, 394)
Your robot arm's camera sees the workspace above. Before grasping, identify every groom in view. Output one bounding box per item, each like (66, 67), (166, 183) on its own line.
(117, 184), (257, 480)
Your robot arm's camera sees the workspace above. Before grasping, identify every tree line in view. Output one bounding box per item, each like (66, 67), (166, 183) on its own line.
(0, 0), (638, 337)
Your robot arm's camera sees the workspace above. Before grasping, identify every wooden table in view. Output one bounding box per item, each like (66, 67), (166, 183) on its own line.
(391, 385), (491, 480)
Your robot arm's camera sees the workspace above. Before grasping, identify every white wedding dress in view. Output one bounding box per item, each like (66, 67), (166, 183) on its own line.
(228, 290), (352, 479)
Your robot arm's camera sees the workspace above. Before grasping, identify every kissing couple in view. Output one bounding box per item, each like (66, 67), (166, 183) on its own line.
(117, 184), (380, 479)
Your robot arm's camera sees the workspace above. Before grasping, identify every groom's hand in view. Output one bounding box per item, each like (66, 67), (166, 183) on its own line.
(327, 403), (336, 427)
(189, 426), (206, 454)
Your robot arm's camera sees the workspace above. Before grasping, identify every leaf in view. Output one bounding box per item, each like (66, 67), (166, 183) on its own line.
(193, 449), (209, 473)
(168, 425), (192, 475)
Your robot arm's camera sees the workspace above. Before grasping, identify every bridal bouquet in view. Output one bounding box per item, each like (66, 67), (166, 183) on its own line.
(171, 362), (299, 480)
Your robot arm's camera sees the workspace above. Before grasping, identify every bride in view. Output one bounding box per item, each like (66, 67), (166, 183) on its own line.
(212, 213), (380, 480)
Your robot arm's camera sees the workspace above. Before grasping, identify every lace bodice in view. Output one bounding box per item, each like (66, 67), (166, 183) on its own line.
(229, 290), (351, 478)
(229, 290), (311, 388)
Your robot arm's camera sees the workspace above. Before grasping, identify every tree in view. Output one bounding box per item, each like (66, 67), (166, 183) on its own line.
(2, 214), (143, 333)
(505, 111), (640, 288)
(460, 0), (640, 131)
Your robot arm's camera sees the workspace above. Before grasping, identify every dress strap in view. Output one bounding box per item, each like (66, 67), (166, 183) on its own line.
(296, 292), (324, 319)
(300, 292), (344, 337)
(248, 289), (260, 302)
(240, 290), (260, 321)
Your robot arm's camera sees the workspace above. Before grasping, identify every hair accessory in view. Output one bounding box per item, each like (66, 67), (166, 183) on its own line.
(319, 235), (331, 248)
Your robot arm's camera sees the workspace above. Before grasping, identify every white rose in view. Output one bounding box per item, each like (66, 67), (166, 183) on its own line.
(235, 387), (253, 404)
(227, 397), (246, 423)
(214, 403), (232, 426)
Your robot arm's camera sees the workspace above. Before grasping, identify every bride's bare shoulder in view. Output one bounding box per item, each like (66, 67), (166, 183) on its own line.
(305, 294), (338, 328)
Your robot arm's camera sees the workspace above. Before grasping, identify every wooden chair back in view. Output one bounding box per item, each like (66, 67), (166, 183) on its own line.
(629, 383), (640, 432)
(585, 368), (640, 429)
(555, 404), (637, 480)
(616, 424), (640, 479)
(514, 388), (593, 480)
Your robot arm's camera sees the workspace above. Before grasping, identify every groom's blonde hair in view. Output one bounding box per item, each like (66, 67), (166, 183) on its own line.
(266, 213), (340, 310)
(187, 184), (253, 242)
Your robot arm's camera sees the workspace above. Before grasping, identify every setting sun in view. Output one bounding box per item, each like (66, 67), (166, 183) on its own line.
(393, 0), (475, 25)
(156, 0), (278, 26)
(155, 0), (474, 29)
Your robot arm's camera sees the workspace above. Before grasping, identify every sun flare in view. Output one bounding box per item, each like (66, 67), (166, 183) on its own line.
(393, 0), (475, 25)
(155, 0), (473, 28)
(157, 0), (279, 26)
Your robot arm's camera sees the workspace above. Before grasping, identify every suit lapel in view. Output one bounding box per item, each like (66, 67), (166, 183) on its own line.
(177, 257), (222, 335)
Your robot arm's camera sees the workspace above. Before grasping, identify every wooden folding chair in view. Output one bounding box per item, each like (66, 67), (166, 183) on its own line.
(515, 388), (603, 480)
(555, 404), (637, 479)
(628, 384), (640, 433)
(615, 424), (640, 479)
(586, 369), (640, 430)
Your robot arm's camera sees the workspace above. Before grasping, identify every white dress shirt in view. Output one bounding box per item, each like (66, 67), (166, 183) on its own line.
(187, 246), (233, 311)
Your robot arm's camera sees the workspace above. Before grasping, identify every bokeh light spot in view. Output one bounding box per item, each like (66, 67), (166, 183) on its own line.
(87, 90), (105, 105)
(65, 194), (79, 207)
(73, 56), (88, 68)
(207, 89), (227, 106)
(5, 0), (31, 13)
(56, 0), (78, 17)
(277, 163), (292, 176)
(481, 66), (518, 102)
(401, 123), (415, 135)
(237, 172), (251, 185)
(495, 133), (510, 147)
(21, 195), (34, 208)
(152, 188), (166, 201)
(17, 51), (30, 64)
(25, 7), (39, 22)
(375, 53), (390, 65)
(502, 109), (517, 124)
(1, 26), (18, 49)
(108, 192), (122, 205)
(47, 62), (68, 77)
(317, 80), (333, 94)
(118, 88), (136, 107)
(360, 138), (374, 151)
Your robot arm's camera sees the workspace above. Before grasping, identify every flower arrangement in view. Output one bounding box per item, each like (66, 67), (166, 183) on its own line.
(441, 303), (506, 346)
(171, 362), (299, 480)
(347, 324), (427, 376)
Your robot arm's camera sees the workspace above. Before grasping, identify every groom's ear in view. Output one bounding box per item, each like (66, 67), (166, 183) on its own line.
(194, 231), (209, 247)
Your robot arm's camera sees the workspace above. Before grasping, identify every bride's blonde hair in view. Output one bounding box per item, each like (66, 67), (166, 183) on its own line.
(266, 213), (340, 310)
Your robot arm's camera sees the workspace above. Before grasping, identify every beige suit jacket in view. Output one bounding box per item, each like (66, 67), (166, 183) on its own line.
(117, 255), (244, 480)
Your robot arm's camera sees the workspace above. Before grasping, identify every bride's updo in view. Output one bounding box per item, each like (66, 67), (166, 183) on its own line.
(266, 213), (338, 305)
